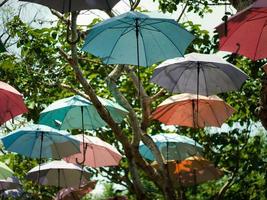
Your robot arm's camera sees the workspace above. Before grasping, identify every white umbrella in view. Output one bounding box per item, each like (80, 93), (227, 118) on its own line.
(26, 160), (90, 188)
(150, 53), (248, 96)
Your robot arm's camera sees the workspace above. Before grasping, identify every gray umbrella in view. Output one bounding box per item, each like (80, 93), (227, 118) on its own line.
(0, 176), (21, 191)
(19, 0), (120, 13)
(150, 53), (248, 96)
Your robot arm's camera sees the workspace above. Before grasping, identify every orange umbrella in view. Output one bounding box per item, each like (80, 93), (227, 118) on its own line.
(151, 156), (223, 187)
(151, 93), (235, 128)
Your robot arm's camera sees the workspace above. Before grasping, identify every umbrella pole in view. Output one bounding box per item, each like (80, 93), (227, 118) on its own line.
(58, 169), (60, 192)
(37, 132), (44, 184)
(135, 18), (141, 99)
(196, 62), (200, 128)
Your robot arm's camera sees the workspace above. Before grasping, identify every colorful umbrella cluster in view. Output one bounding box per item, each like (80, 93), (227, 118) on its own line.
(0, 0), (259, 195)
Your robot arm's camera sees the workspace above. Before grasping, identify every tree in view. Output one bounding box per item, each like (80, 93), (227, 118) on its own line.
(0, 0), (266, 200)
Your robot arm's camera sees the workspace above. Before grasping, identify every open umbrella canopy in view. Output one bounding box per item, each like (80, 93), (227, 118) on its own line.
(151, 93), (235, 128)
(0, 162), (13, 180)
(150, 53), (248, 96)
(82, 11), (195, 67)
(38, 95), (128, 130)
(64, 134), (122, 167)
(1, 124), (80, 159)
(151, 156), (223, 186)
(55, 180), (97, 200)
(0, 176), (21, 191)
(26, 160), (91, 188)
(216, 0), (267, 60)
(139, 133), (203, 161)
(19, 0), (120, 13)
(0, 81), (28, 125)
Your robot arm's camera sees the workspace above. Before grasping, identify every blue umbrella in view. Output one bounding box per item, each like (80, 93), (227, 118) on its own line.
(0, 124), (80, 159)
(139, 133), (203, 161)
(82, 11), (195, 67)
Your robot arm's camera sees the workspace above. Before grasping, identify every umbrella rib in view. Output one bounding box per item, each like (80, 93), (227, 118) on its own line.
(170, 61), (195, 93)
(139, 29), (149, 67)
(253, 21), (266, 60)
(200, 66), (209, 96)
(106, 22), (135, 64)
(207, 101), (221, 127)
(148, 24), (184, 56)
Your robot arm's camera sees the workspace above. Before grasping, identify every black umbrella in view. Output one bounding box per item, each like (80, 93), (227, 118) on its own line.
(19, 0), (120, 13)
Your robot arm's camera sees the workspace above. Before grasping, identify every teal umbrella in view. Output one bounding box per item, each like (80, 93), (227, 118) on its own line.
(82, 11), (195, 67)
(38, 95), (128, 130)
(139, 133), (203, 161)
(0, 124), (80, 159)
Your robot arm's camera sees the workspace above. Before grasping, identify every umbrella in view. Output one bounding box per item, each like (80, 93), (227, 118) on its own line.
(1, 124), (80, 159)
(0, 162), (13, 180)
(139, 133), (203, 161)
(55, 180), (97, 200)
(0, 176), (21, 191)
(0, 40), (6, 53)
(19, 0), (120, 13)
(150, 53), (248, 96)
(151, 93), (235, 128)
(82, 11), (194, 68)
(38, 95), (128, 130)
(216, 0), (267, 60)
(151, 156), (223, 186)
(64, 134), (122, 167)
(0, 81), (28, 125)
(26, 160), (91, 188)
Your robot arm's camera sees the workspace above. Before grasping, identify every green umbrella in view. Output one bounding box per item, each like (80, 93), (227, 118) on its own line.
(0, 162), (13, 180)
(38, 95), (128, 130)
(0, 40), (6, 53)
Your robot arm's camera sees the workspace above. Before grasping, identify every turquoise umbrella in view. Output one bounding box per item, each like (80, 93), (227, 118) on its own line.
(139, 133), (203, 161)
(0, 124), (80, 159)
(38, 95), (128, 130)
(82, 11), (195, 67)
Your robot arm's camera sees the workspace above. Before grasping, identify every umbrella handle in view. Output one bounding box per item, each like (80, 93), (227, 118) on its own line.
(76, 144), (88, 165)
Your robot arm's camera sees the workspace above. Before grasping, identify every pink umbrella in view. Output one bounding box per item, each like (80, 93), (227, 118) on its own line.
(151, 93), (235, 128)
(64, 134), (122, 167)
(0, 81), (27, 125)
(54, 180), (97, 200)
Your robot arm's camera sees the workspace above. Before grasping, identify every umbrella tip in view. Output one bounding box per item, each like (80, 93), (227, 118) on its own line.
(54, 120), (62, 127)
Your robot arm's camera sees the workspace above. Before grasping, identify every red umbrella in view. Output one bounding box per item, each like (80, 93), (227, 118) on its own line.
(216, 0), (267, 60)
(0, 81), (27, 125)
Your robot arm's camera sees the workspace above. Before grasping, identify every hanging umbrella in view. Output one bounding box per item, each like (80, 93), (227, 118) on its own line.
(26, 160), (91, 188)
(216, 0), (267, 60)
(0, 124), (80, 159)
(82, 11), (194, 68)
(0, 162), (13, 180)
(151, 156), (223, 186)
(38, 95), (128, 130)
(55, 180), (97, 200)
(19, 0), (120, 13)
(0, 40), (6, 53)
(139, 133), (203, 161)
(151, 93), (235, 128)
(150, 53), (248, 96)
(0, 81), (28, 125)
(64, 134), (122, 167)
(0, 176), (21, 191)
